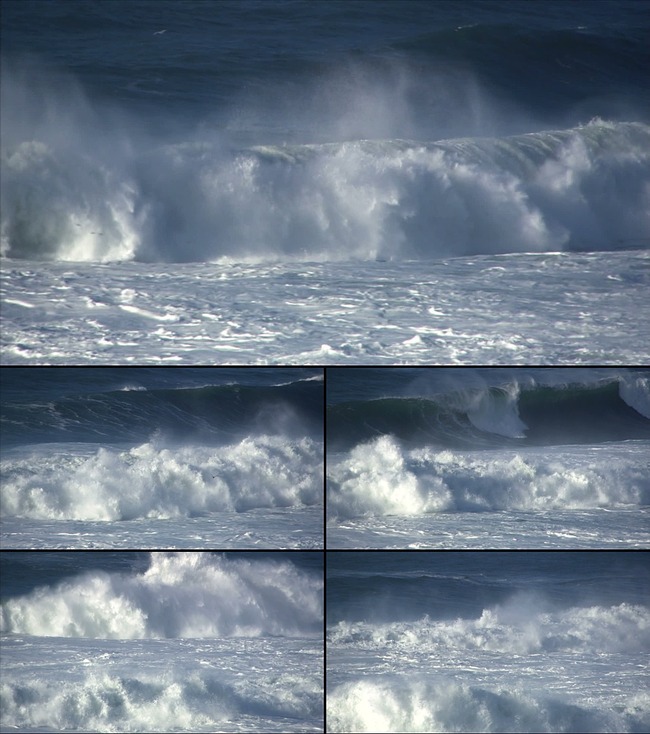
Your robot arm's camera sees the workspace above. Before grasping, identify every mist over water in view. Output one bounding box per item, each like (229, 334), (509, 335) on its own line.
(1, 552), (324, 732)
(2, 1), (649, 264)
(2, 1), (648, 363)
(327, 552), (650, 733)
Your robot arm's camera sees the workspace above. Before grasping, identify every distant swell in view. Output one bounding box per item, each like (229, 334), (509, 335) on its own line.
(327, 435), (650, 519)
(1, 436), (322, 520)
(0, 552), (323, 638)
(2, 117), (649, 262)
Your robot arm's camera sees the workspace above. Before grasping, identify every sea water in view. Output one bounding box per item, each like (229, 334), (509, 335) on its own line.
(0, 367), (324, 548)
(326, 367), (650, 548)
(0, 551), (324, 733)
(2, 0), (649, 364)
(326, 551), (650, 733)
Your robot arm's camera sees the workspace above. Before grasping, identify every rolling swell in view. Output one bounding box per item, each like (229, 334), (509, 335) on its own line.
(2, 118), (648, 262)
(327, 378), (650, 451)
(0, 552), (323, 638)
(1, 379), (323, 449)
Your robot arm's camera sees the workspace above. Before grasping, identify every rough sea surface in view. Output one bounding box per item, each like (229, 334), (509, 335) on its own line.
(2, 0), (649, 364)
(326, 368), (650, 548)
(0, 367), (324, 549)
(327, 551), (650, 733)
(0, 551), (324, 733)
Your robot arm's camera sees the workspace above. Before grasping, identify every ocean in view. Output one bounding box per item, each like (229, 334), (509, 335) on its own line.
(326, 367), (650, 548)
(0, 367), (324, 548)
(0, 551), (324, 733)
(326, 550), (650, 733)
(2, 0), (649, 364)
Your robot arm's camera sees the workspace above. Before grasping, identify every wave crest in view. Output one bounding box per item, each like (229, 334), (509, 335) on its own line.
(2, 115), (648, 262)
(327, 436), (650, 519)
(0, 552), (323, 639)
(1, 436), (322, 520)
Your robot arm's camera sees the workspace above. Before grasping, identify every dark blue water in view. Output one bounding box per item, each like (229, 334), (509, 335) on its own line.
(3, 0), (649, 136)
(326, 367), (650, 450)
(1, 367), (323, 449)
(326, 550), (650, 625)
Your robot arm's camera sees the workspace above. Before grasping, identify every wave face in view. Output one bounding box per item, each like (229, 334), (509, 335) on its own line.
(328, 370), (650, 451)
(2, 117), (648, 263)
(1, 367), (323, 523)
(0, 552), (323, 639)
(327, 551), (650, 733)
(1, 368), (323, 449)
(327, 369), (650, 520)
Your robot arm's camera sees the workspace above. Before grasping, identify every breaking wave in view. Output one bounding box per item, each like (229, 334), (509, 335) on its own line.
(2, 109), (648, 262)
(0, 552), (323, 638)
(0, 667), (323, 733)
(327, 374), (650, 451)
(1, 435), (322, 520)
(327, 678), (649, 734)
(328, 599), (650, 656)
(327, 435), (650, 519)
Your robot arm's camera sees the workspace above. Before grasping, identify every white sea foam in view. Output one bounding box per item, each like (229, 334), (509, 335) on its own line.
(0, 552), (323, 639)
(2, 80), (648, 264)
(326, 678), (645, 733)
(328, 600), (650, 656)
(0, 636), (323, 733)
(0, 435), (322, 520)
(327, 436), (650, 519)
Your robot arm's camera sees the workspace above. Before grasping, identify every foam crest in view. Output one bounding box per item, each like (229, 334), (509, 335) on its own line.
(0, 552), (323, 639)
(2, 92), (648, 263)
(327, 436), (650, 519)
(462, 383), (527, 438)
(0, 669), (323, 732)
(326, 678), (640, 733)
(620, 375), (650, 419)
(0, 435), (322, 520)
(328, 601), (650, 656)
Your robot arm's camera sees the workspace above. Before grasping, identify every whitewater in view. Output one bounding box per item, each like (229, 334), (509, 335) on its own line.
(0, 551), (324, 733)
(2, 0), (649, 364)
(326, 551), (650, 734)
(326, 367), (650, 548)
(2, 121), (649, 364)
(0, 367), (324, 549)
